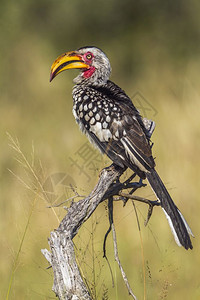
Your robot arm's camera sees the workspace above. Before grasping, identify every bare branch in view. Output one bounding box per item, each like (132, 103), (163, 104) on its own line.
(42, 164), (124, 299)
(42, 164), (159, 299)
(118, 192), (160, 225)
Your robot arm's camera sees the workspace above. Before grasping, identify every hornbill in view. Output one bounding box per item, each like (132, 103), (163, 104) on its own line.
(50, 46), (194, 250)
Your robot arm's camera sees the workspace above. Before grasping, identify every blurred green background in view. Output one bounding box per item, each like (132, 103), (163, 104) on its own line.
(1, 0), (200, 299)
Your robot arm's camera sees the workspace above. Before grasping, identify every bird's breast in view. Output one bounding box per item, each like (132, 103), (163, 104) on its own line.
(72, 86), (122, 143)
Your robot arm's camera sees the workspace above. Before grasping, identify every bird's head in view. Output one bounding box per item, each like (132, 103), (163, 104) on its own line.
(50, 46), (111, 86)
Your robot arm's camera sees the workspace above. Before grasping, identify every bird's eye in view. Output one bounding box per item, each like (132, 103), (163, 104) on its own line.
(86, 53), (92, 60)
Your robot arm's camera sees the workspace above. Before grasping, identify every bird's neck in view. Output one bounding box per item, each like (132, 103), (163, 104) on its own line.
(73, 69), (110, 86)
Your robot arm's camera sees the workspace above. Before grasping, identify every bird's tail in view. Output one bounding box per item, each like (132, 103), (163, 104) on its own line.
(146, 169), (194, 250)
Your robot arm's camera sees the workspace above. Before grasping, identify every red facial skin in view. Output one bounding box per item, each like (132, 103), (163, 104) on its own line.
(83, 66), (96, 78)
(82, 52), (96, 78)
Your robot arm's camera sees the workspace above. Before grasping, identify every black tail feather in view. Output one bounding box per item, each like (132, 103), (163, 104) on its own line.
(146, 169), (193, 250)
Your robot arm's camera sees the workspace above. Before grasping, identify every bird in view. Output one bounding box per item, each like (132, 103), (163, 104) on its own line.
(50, 46), (194, 250)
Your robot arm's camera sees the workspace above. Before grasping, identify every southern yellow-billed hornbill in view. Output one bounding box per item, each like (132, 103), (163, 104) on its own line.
(50, 46), (193, 250)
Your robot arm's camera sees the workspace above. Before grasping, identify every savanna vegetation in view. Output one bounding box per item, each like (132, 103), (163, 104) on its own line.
(1, 1), (200, 299)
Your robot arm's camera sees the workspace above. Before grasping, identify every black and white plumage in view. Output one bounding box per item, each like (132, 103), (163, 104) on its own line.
(50, 46), (194, 250)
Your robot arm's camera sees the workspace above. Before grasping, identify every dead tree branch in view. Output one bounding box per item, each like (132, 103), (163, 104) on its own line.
(42, 163), (160, 299)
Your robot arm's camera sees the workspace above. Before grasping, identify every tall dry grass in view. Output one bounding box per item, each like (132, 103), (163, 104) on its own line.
(1, 8), (200, 298)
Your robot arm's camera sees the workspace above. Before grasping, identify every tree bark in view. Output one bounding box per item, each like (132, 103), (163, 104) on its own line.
(42, 164), (124, 299)
(41, 163), (158, 299)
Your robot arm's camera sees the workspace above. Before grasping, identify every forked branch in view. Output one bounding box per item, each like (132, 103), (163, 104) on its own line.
(42, 164), (160, 299)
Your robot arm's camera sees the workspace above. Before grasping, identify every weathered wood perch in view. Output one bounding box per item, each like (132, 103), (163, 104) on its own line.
(41, 164), (160, 299)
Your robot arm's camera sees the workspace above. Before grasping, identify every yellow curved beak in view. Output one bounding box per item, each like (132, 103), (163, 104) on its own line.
(50, 51), (89, 82)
